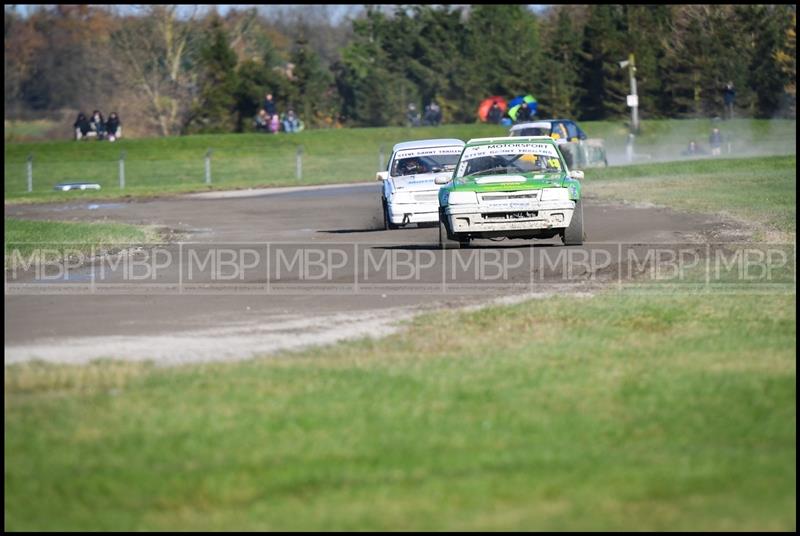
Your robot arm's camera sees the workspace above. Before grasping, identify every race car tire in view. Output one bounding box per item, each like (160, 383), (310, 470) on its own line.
(382, 198), (399, 230)
(560, 200), (585, 246)
(439, 208), (469, 249)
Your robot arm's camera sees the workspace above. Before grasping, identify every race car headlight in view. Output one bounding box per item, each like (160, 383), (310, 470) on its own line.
(539, 187), (570, 201)
(391, 191), (415, 204)
(447, 191), (478, 205)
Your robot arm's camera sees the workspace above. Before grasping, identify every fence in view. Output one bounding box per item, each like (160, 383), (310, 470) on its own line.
(4, 144), (392, 196)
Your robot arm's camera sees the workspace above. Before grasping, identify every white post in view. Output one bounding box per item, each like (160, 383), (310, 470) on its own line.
(628, 53), (639, 133)
(296, 145), (303, 181)
(626, 133), (635, 164)
(26, 154), (33, 193)
(119, 151), (126, 190)
(205, 149), (212, 185)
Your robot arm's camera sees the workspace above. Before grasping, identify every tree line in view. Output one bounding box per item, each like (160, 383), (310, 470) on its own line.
(4, 5), (796, 138)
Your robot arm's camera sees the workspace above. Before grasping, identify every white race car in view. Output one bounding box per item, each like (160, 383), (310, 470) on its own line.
(376, 138), (465, 229)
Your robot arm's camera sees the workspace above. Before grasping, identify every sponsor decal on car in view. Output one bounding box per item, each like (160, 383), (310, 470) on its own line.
(393, 146), (464, 160)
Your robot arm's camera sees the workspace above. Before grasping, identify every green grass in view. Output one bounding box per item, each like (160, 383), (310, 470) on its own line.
(4, 217), (161, 270)
(4, 119), (795, 204)
(5, 292), (796, 531)
(584, 155), (797, 237)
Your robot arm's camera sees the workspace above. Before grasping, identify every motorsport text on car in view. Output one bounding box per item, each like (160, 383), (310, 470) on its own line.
(376, 138), (466, 229)
(436, 136), (584, 249)
(509, 119), (608, 168)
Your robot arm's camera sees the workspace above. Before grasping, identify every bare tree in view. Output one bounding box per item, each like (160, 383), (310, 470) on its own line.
(112, 5), (197, 136)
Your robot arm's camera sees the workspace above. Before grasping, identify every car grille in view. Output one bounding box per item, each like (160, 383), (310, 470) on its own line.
(481, 211), (539, 221)
(479, 191), (539, 203)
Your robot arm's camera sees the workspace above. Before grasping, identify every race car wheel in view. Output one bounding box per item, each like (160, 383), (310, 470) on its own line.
(560, 200), (585, 246)
(439, 208), (469, 249)
(382, 198), (399, 230)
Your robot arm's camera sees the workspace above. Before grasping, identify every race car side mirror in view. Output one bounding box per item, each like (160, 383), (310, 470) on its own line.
(434, 175), (452, 185)
(376, 171), (389, 181)
(569, 170), (584, 180)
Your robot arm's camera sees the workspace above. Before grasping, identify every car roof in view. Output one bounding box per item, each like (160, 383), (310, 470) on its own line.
(509, 119), (577, 130)
(466, 135), (555, 145)
(392, 138), (465, 152)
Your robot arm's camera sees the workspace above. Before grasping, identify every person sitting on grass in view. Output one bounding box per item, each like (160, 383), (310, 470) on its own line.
(269, 112), (280, 134)
(73, 112), (91, 140)
(106, 112), (122, 141)
(89, 110), (106, 140)
(254, 109), (270, 133)
(282, 109), (300, 133)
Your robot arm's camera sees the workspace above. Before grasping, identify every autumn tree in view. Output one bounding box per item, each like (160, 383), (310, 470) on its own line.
(112, 5), (198, 136)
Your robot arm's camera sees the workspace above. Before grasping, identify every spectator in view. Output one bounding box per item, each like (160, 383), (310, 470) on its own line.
(681, 140), (705, 156)
(282, 109), (300, 133)
(73, 112), (91, 140)
(89, 110), (106, 140)
(406, 103), (421, 127)
(423, 101), (442, 126)
(487, 101), (503, 124)
(263, 93), (277, 117)
(269, 112), (280, 134)
(106, 112), (122, 141)
(254, 109), (270, 132)
(516, 102), (532, 123)
(709, 127), (723, 156)
(723, 82), (736, 120)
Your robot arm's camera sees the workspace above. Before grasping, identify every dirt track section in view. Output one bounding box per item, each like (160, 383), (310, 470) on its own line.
(5, 183), (727, 365)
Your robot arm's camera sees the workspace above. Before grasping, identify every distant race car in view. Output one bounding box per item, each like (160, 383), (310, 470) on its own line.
(376, 138), (465, 229)
(436, 136), (584, 249)
(509, 119), (608, 168)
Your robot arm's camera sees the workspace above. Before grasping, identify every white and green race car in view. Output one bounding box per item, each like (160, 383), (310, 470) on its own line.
(376, 138), (465, 229)
(436, 136), (585, 248)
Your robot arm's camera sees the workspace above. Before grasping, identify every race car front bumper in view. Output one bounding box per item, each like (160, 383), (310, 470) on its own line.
(387, 202), (440, 225)
(444, 200), (575, 234)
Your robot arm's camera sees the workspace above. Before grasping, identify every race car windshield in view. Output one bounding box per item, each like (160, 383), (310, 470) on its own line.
(391, 154), (461, 177)
(460, 153), (562, 178)
(455, 142), (563, 179)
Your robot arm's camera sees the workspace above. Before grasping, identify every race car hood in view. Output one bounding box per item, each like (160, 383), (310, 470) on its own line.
(452, 171), (569, 192)
(389, 172), (453, 193)
(440, 170), (582, 205)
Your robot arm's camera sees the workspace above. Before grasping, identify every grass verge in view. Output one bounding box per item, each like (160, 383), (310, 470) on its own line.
(585, 155), (797, 239)
(4, 292), (796, 530)
(4, 217), (161, 270)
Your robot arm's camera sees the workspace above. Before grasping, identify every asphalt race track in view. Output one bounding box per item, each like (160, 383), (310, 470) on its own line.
(5, 183), (728, 365)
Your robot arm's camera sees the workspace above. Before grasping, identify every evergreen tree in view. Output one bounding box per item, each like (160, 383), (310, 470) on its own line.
(407, 5), (467, 122)
(744, 4), (795, 118)
(578, 5), (628, 120)
(188, 16), (238, 133)
(774, 9), (796, 117)
(622, 5), (672, 119)
(335, 8), (412, 126)
(290, 33), (335, 127)
(538, 8), (582, 118)
(462, 5), (542, 101)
